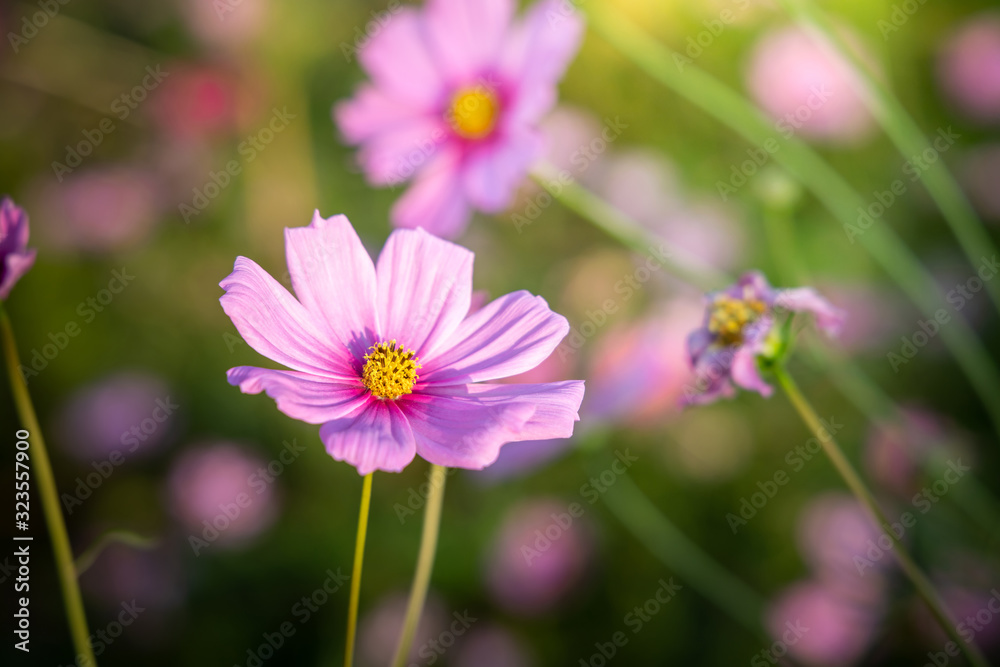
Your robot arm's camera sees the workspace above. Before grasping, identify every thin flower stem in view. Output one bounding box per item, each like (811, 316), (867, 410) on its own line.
(601, 470), (768, 641)
(776, 0), (1000, 316)
(74, 530), (159, 577)
(389, 464), (446, 667)
(344, 472), (373, 667)
(0, 306), (96, 666)
(584, 0), (1000, 439)
(773, 366), (990, 667)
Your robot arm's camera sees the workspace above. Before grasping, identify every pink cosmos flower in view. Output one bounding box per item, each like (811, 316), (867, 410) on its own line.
(937, 13), (1000, 123)
(0, 197), (36, 300)
(334, 0), (584, 238)
(221, 212), (584, 475)
(684, 272), (844, 405)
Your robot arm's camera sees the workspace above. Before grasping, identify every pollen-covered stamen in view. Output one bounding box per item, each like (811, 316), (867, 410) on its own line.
(707, 295), (767, 346)
(362, 340), (421, 399)
(448, 87), (499, 139)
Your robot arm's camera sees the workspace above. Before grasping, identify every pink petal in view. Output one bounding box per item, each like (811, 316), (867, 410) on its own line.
(423, 381), (584, 440)
(375, 227), (473, 356)
(390, 147), (471, 237)
(358, 8), (445, 109)
(284, 212), (379, 360)
(402, 392), (535, 469)
(775, 287), (846, 337)
(334, 84), (431, 144)
(320, 399), (417, 475)
(424, 0), (514, 81)
(227, 366), (369, 424)
(730, 347), (773, 398)
(500, 0), (585, 124)
(355, 117), (448, 187)
(462, 129), (542, 212)
(219, 256), (355, 377)
(0, 248), (36, 300)
(420, 291), (569, 384)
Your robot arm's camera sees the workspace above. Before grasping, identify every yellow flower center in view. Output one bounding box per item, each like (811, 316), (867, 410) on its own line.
(449, 87), (499, 139)
(707, 295), (767, 346)
(362, 340), (421, 399)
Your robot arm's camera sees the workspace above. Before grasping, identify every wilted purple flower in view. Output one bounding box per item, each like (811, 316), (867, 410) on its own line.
(938, 13), (1000, 123)
(221, 212), (584, 475)
(684, 272), (844, 405)
(335, 0), (584, 238)
(0, 197), (36, 300)
(166, 442), (277, 549)
(485, 499), (592, 615)
(747, 26), (877, 144)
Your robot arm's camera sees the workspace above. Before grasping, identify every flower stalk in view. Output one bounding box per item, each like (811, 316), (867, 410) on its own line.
(344, 472), (373, 667)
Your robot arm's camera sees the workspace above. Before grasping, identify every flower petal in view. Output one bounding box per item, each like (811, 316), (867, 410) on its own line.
(354, 117), (448, 187)
(357, 8), (445, 108)
(0, 248), (36, 300)
(421, 291), (569, 384)
(320, 399), (417, 475)
(227, 366), (368, 424)
(334, 84), (433, 145)
(776, 287), (845, 337)
(219, 256), (355, 377)
(284, 212), (379, 361)
(375, 227), (473, 356)
(390, 147), (471, 237)
(462, 129), (542, 212)
(424, 0), (514, 81)
(730, 347), (774, 398)
(402, 391), (535, 469)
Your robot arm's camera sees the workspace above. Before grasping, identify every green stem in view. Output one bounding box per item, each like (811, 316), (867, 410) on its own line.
(774, 366), (990, 667)
(389, 464), (446, 667)
(777, 0), (1000, 316)
(75, 530), (159, 577)
(0, 306), (96, 666)
(344, 472), (373, 667)
(585, 0), (1000, 439)
(601, 470), (767, 640)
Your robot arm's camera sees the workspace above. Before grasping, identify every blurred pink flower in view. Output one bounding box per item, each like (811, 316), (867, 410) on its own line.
(80, 540), (184, 611)
(180, 0), (267, 48)
(795, 493), (888, 604)
(863, 408), (953, 498)
(539, 105), (604, 176)
(32, 166), (162, 254)
(961, 144), (1000, 222)
(587, 297), (701, 424)
(747, 26), (877, 144)
(938, 13), (1000, 123)
(166, 442), (277, 548)
(221, 212), (584, 475)
(335, 0), (584, 238)
(766, 580), (880, 666)
(453, 624), (534, 667)
(822, 284), (905, 352)
(54, 371), (175, 461)
(0, 197), (36, 300)
(148, 65), (241, 142)
(358, 591), (448, 667)
(485, 499), (592, 615)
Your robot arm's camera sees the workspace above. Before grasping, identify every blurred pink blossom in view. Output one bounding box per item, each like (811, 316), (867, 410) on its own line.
(453, 624), (534, 667)
(166, 442), (277, 548)
(961, 145), (1000, 222)
(863, 408), (955, 498)
(358, 591), (448, 667)
(180, 0), (267, 48)
(938, 13), (1000, 123)
(747, 26), (877, 144)
(148, 65), (241, 141)
(485, 499), (592, 615)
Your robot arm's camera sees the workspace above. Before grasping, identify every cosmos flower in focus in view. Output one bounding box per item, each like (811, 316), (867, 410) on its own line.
(221, 212), (584, 475)
(0, 197), (36, 300)
(334, 0), (584, 238)
(684, 272), (844, 405)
